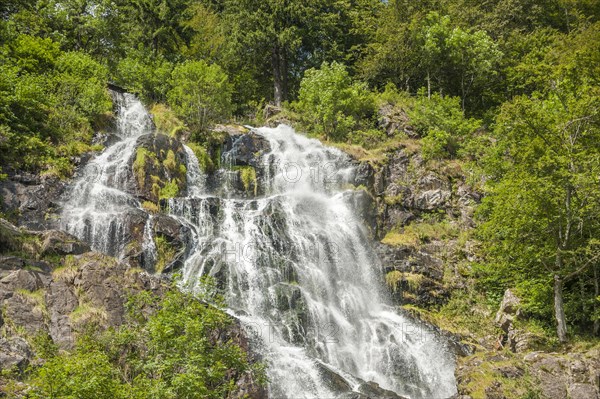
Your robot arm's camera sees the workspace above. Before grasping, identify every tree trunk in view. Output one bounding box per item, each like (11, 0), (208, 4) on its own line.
(594, 265), (599, 336)
(427, 71), (431, 99)
(554, 275), (568, 343)
(272, 45), (287, 106)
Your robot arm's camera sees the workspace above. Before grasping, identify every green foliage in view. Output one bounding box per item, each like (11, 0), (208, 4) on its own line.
(294, 61), (375, 141)
(154, 235), (176, 273)
(477, 80), (600, 339)
(234, 166), (257, 194)
(0, 34), (110, 176)
(167, 61), (233, 133)
(28, 282), (262, 399)
(159, 180), (180, 200)
(116, 51), (174, 102)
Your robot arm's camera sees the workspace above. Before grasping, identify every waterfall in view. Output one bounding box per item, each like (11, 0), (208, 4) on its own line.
(60, 92), (457, 398)
(60, 91), (153, 258)
(171, 125), (457, 398)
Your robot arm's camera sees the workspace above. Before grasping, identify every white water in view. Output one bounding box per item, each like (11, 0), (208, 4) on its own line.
(171, 126), (457, 398)
(61, 93), (457, 398)
(60, 92), (153, 257)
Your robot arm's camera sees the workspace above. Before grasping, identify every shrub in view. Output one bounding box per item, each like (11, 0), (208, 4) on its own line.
(294, 61), (375, 142)
(167, 61), (233, 133)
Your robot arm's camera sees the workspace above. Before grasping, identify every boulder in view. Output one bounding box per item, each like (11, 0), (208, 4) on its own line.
(223, 132), (270, 169)
(413, 189), (451, 210)
(0, 337), (32, 372)
(132, 133), (188, 203)
(39, 230), (90, 256)
(495, 289), (521, 332)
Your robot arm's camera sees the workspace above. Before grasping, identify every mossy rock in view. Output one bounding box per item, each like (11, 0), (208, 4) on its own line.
(132, 133), (188, 203)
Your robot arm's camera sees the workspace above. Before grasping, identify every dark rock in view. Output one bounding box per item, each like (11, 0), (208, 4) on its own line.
(0, 219), (21, 252)
(316, 362), (353, 393)
(0, 337), (32, 372)
(39, 230), (90, 256)
(342, 190), (377, 235)
(223, 132), (271, 168)
(358, 381), (407, 399)
(353, 161), (375, 189)
(46, 280), (78, 349)
(132, 133), (188, 203)
(0, 174), (66, 230)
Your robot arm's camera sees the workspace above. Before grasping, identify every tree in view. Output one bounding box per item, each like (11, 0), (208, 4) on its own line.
(220, 0), (380, 106)
(294, 61), (374, 141)
(479, 81), (600, 342)
(167, 61), (232, 133)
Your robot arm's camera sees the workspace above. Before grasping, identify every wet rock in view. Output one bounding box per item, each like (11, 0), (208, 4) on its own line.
(358, 381), (407, 398)
(316, 362), (353, 393)
(132, 133), (188, 203)
(342, 190), (377, 235)
(353, 161), (375, 189)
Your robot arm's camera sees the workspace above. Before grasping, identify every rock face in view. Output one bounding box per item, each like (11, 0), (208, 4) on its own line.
(132, 133), (188, 203)
(351, 143), (480, 309)
(0, 173), (66, 230)
(207, 130), (271, 198)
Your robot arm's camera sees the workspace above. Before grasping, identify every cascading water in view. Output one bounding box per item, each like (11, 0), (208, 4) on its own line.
(60, 91), (457, 398)
(170, 125), (458, 398)
(61, 91), (153, 257)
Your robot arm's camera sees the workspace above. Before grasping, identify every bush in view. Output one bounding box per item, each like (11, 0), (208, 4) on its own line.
(293, 61), (375, 142)
(28, 281), (264, 399)
(167, 61), (233, 133)
(409, 91), (480, 160)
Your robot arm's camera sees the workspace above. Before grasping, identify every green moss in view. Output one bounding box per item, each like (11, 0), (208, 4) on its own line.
(133, 147), (158, 187)
(142, 201), (159, 213)
(162, 149), (177, 173)
(187, 142), (215, 173)
(159, 179), (179, 200)
(234, 165), (257, 194)
(154, 235), (177, 273)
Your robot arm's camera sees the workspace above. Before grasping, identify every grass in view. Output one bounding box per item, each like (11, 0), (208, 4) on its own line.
(52, 255), (79, 282)
(154, 235), (177, 273)
(385, 271), (425, 292)
(70, 302), (108, 325)
(382, 219), (459, 248)
(15, 288), (47, 318)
